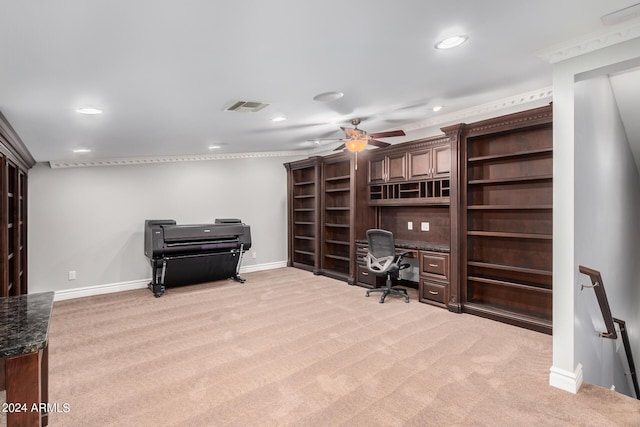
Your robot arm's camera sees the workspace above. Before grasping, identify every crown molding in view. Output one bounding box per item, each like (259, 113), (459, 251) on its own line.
(48, 150), (304, 169)
(48, 86), (554, 168)
(402, 87), (553, 133)
(536, 20), (640, 64)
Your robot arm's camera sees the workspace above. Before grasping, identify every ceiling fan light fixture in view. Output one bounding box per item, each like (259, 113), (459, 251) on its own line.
(435, 35), (468, 50)
(313, 91), (344, 102)
(345, 138), (368, 153)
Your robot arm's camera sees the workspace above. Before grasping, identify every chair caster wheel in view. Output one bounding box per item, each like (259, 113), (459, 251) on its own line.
(365, 292), (370, 297)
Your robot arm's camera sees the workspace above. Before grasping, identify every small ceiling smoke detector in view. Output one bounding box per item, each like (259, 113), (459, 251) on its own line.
(224, 100), (270, 113)
(313, 91), (344, 102)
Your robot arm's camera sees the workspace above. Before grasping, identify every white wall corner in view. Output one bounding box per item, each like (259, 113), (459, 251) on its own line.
(549, 363), (584, 394)
(52, 261), (288, 301)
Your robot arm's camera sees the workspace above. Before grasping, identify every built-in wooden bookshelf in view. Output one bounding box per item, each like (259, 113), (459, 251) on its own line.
(284, 157), (321, 273)
(0, 112), (34, 297)
(462, 105), (553, 333)
(321, 157), (352, 279)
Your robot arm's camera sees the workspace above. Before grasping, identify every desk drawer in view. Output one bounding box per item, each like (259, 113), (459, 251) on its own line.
(420, 280), (446, 304)
(420, 252), (448, 278)
(357, 265), (378, 287)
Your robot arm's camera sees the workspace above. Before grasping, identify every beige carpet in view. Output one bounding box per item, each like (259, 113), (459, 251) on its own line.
(7, 267), (640, 426)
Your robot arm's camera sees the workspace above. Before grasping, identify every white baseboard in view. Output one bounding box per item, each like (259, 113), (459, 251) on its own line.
(54, 279), (149, 301)
(53, 261), (288, 301)
(549, 363), (584, 394)
(240, 260), (287, 273)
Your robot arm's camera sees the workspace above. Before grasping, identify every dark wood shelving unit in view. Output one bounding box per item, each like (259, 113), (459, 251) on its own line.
(321, 157), (353, 279)
(285, 106), (555, 333)
(285, 152), (373, 284)
(462, 105), (553, 334)
(284, 157), (321, 273)
(0, 112), (34, 297)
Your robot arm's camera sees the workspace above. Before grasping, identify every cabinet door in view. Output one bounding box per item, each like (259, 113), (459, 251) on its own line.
(433, 145), (451, 177)
(386, 153), (407, 182)
(408, 149), (433, 180)
(368, 156), (386, 184)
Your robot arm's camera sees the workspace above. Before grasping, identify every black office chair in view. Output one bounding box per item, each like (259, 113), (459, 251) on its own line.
(364, 229), (411, 303)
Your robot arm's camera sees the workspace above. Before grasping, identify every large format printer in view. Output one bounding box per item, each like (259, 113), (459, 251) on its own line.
(144, 218), (251, 297)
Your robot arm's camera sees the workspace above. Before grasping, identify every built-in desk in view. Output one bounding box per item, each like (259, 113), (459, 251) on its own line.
(356, 240), (450, 307)
(0, 292), (54, 427)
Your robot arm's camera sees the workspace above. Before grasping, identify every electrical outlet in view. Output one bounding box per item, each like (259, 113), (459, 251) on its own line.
(68, 270), (77, 280)
(421, 222), (430, 231)
(252, 251), (257, 259)
(407, 221), (413, 230)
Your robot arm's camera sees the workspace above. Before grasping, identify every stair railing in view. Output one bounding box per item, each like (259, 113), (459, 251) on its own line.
(579, 265), (639, 399)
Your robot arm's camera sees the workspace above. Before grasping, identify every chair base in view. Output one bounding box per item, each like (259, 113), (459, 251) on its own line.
(365, 276), (410, 304)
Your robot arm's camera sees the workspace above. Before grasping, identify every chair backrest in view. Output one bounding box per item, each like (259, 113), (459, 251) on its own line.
(367, 229), (395, 258)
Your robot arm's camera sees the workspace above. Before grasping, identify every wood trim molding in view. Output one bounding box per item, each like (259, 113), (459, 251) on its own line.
(0, 111), (36, 170)
(462, 104), (552, 137)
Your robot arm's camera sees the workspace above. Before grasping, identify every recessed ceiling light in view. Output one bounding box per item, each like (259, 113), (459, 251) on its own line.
(271, 116), (287, 122)
(208, 145), (221, 150)
(76, 107), (103, 115)
(313, 91), (344, 102)
(435, 35), (468, 50)
(432, 105), (443, 112)
(73, 148), (91, 153)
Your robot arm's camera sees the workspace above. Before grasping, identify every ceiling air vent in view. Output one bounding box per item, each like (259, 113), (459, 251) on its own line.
(224, 100), (270, 113)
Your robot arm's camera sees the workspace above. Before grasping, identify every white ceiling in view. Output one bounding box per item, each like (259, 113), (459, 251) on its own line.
(0, 1), (638, 163)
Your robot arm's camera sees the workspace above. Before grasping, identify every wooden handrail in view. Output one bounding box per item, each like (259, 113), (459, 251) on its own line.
(578, 265), (616, 339)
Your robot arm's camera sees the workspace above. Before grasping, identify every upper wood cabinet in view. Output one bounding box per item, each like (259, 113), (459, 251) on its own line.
(367, 138), (453, 206)
(368, 152), (407, 184)
(408, 144), (451, 180)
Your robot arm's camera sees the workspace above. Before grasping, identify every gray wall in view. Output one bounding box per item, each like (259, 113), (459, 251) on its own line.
(28, 155), (298, 293)
(574, 75), (640, 396)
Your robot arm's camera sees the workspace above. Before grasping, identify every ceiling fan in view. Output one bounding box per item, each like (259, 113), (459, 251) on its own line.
(310, 118), (405, 152)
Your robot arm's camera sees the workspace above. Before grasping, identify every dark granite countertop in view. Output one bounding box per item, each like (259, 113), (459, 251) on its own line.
(0, 291), (54, 358)
(357, 239), (450, 253)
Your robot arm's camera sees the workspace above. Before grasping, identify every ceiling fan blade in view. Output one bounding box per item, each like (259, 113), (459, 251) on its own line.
(369, 129), (405, 139)
(306, 138), (344, 142)
(368, 139), (391, 148)
(333, 143), (346, 151)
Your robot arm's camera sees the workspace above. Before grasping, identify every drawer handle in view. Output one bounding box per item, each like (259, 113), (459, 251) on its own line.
(428, 263), (439, 267)
(429, 290), (439, 295)
(362, 271), (369, 276)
